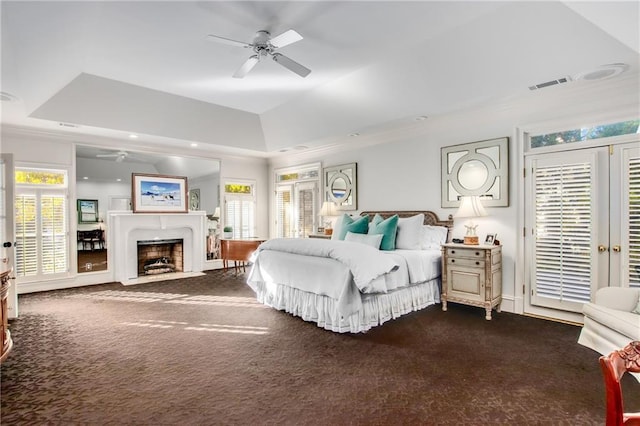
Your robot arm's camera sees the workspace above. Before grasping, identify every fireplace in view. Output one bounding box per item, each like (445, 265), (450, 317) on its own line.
(137, 239), (183, 276)
(109, 212), (206, 284)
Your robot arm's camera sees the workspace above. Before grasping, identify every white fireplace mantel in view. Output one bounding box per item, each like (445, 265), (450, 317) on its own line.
(108, 211), (206, 284)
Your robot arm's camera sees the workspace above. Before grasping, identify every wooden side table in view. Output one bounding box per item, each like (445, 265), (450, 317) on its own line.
(221, 238), (266, 274)
(441, 243), (502, 320)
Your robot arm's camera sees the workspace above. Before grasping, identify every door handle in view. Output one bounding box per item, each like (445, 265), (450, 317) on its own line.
(598, 245), (608, 252)
(612, 245), (621, 253)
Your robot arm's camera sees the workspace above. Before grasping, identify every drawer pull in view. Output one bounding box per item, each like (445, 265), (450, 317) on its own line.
(451, 250), (456, 254)
(451, 259), (455, 263)
(476, 261), (479, 265)
(475, 252), (480, 256)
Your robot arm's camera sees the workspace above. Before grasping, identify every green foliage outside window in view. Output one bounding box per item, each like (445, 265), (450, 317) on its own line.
(15, 169), (66, 185)
(531, 120), (640, 148)
(225, 184), (252, 194)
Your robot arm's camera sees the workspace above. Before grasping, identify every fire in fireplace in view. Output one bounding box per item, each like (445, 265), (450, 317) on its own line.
(137, 239), (184, 276)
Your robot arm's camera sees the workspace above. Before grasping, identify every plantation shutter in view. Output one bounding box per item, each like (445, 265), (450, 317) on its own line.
(531, 155), (596, 311)
(15, 194), (37, 276)
(225, 195), (255, 239)
(295, 182), (317, 238)
(41, 194), (67, 274)
(275, 185), (293, 238)
(626, 154), (640, 287)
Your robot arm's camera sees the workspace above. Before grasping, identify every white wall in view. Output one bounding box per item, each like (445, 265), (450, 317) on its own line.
(268, 72), (640, 315)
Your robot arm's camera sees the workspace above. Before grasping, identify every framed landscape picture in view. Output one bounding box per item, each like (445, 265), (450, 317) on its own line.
(77, 199), (99, 223)
(132, 173), (188, 213)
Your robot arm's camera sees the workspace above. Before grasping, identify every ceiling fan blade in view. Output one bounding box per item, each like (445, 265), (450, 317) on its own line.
(233, 55), (260, 79)
(207, 34), (251, 48)
(271, 53), (311, 78)
(269, 29), (303, 49)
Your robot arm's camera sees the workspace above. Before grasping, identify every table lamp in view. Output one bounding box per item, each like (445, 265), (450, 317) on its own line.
(319, 201), (337, 235)
(454, 195), (487, 245)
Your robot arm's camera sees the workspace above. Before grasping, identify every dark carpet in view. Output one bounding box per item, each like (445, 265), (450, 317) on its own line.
(1, 270), (638, 425)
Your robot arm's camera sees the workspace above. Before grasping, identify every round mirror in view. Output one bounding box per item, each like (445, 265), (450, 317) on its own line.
(458, 160), (488, 190)
(331, 177), (348, 200)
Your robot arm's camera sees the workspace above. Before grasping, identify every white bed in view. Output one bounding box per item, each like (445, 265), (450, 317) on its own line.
(246, 211), (453, 333)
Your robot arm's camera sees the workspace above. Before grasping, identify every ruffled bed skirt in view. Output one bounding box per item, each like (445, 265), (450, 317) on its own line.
(247, 279), (441, 333)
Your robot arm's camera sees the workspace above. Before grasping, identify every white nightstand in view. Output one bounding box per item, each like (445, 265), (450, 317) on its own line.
(441, 243), (502, 320)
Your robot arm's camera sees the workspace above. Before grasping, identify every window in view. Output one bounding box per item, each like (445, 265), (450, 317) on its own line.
(15, 167), (68, 279)
(224, 180), (256, 239)
(530, 119), (639, 148)
(275, 164), (320, 238)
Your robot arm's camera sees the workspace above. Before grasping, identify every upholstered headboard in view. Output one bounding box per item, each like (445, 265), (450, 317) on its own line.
(360, 210), (454, 242)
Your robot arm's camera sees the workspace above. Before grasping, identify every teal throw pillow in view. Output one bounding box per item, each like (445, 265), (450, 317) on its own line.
(368, 214), (399, 250)
(335, 214), (369, 240)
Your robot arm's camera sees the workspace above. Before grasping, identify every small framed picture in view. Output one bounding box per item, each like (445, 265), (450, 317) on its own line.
(484, 233), (497, 245)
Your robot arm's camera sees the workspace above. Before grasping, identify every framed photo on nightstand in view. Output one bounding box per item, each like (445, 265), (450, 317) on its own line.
(484, 233), (497, 245)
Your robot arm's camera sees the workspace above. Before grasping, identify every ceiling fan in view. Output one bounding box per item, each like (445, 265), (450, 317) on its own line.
(207, 29), (311, 78)
(96, 151), (128, 162)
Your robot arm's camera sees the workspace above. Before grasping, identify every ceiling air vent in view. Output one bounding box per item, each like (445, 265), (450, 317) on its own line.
(528, 76), (571, 91)
(59, 122), (79, 128)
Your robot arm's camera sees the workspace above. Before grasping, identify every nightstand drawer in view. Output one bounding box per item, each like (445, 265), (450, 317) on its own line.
(447, 257), (485, 268)
(446, 247), (484, 259)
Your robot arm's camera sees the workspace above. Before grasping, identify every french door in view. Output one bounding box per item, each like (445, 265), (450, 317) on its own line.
(525, 142), (639, 315)
(1, 154), (17, 318)
(275, 181), (318, 238)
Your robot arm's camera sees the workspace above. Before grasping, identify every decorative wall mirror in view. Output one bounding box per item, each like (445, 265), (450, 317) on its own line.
(441, 137), (509, 207)
(324, 162), (357, 210)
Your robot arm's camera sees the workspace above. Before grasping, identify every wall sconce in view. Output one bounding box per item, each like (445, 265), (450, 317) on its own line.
(454, 196), (487, 245)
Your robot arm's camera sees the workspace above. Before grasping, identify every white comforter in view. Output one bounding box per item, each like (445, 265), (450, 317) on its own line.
(247, 238), (441, 317)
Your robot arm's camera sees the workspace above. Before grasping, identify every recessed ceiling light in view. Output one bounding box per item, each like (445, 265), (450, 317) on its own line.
(83, 176), (89, 180)
(349, 132), (360, 137)
(415, 116), (427, 121)
(190, 143), (198, 147)
(129, 134), (138, 139)
(116, 178), (122, 182)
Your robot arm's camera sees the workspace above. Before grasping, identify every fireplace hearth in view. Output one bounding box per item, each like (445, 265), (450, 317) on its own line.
(137, 239), (183, 277)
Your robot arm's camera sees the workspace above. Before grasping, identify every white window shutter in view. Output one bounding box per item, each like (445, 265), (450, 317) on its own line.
(15, 194), (37, 276)
(628, 155), (640, 287)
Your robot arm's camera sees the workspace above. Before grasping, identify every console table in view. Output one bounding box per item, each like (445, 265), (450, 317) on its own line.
(1, 267), (13, 363)
(221, 238), (266, 274)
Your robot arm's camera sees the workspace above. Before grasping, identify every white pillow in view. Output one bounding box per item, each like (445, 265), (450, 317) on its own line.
(421, 225), (449, 250)
(345, 231), (383, 249)
(331, 214), (347, 240)
(395, 214), (424, 250)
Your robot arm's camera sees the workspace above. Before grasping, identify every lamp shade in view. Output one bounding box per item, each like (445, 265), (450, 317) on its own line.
(454, 196), (488, 219)
(319, 201), (337, 217)
(212, 207), (221, 219)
